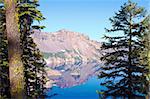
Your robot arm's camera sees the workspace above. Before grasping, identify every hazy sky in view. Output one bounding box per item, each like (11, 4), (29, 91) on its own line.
(38, 0), (150, 41)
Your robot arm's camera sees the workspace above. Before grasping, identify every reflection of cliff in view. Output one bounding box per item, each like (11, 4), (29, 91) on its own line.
(49, 62), (101, 88)
(32, 29), (102, 88)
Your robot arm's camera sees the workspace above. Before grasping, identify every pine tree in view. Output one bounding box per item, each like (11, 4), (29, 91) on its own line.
(0, 0), (47, 98)
(0, 0), (10, 98)
(4, 0), (25, 98)
(18, 0), (47, 98)
(142, 15), (150, 98)
(98, 1), (149, 98)
(140, 15), (150, 77)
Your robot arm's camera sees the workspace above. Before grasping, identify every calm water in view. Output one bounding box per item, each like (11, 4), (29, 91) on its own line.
(47, 76), (107, 99)
(46, 62), (126, 99)
(46, 62), (145, 99)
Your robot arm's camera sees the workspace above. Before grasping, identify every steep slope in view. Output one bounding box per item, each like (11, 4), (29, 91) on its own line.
(32, 29), (102, 66)
(32, 29), (103, 88)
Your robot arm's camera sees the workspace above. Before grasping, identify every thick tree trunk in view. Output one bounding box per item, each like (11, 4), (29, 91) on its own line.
(4, 0), (25, 98)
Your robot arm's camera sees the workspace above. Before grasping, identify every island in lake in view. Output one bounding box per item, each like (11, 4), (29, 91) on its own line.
(32, 29), (104, 98)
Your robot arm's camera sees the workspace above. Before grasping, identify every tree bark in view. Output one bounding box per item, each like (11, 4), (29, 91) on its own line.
(4, 0), (25, 98)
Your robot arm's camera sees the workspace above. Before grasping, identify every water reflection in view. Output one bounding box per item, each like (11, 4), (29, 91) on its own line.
(47, 61), (146, 99)
(48, 61), (101, 88)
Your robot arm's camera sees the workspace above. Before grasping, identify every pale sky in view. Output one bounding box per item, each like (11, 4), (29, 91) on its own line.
(37, 0), (150, 41)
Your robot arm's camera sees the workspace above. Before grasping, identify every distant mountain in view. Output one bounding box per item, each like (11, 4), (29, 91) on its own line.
(32, 29), (103, 88)
(32, 29), (102, 66)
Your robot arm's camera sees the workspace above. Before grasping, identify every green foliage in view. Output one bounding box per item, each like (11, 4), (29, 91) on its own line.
(99, 1), (149, 97)
(0, 0), (47, 98)
(42, 50), (83, 61)
(74, 56), (81, 61)
(0, 1), (10, 98)
(18, 0), (47, 98)
(142, 15), (150, 78)
(55, 52), (65, 58)
(42, 52), (54, 59)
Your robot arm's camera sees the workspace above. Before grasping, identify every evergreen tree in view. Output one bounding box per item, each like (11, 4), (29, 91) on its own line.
(0, 0), (47, 98)
(18, 0), (47, 98)
(98, 1), (149, 98)
(0, 1), (10, 98)
(4, 0), (25, 98)
(142, 15), (150, 98)
(140, 15), (150, 77)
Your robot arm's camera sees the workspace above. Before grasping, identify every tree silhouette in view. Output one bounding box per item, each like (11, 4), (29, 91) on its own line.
(0, 0), (47, 98)
(0, 1), (10, 98)
(18, 0), (47, 98)
(99, 1), (149, 98)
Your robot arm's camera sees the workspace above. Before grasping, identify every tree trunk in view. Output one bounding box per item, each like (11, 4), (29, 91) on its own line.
(128, 13), (132, 98)
(4, 0), (25, 98)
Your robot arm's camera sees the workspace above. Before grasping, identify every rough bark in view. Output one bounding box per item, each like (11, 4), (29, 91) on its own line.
(4, 0), (25, 98)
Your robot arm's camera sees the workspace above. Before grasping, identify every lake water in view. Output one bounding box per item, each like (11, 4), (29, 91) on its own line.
(46, 62), (107, 99)
(46, 61), (146, 99)
(47, 76), (106, 99)
(46, 62), (129, 99)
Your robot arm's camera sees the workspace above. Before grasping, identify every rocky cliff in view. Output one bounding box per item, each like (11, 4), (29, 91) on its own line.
(32, 29), (102, 88)
(32, 29), (102, 67)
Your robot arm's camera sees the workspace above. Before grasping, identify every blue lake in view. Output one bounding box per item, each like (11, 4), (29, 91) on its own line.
(46, 62), (145, 99)
(47, 76), (108, 99)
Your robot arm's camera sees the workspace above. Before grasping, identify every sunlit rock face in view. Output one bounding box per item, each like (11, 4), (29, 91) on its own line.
(32, 29), (103, 88)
